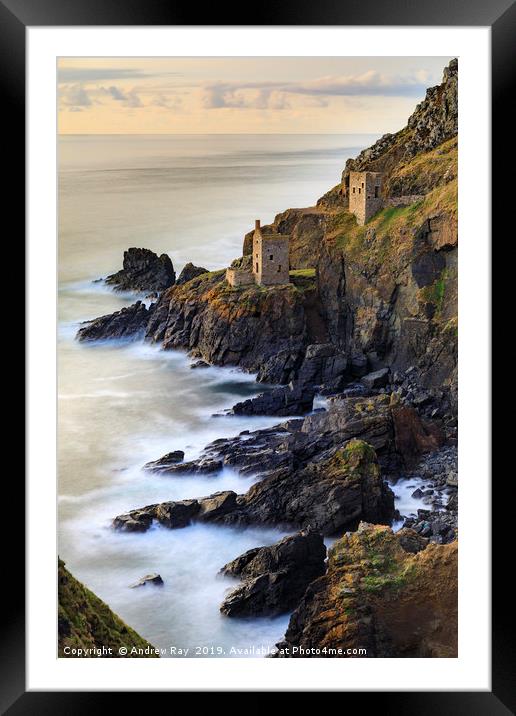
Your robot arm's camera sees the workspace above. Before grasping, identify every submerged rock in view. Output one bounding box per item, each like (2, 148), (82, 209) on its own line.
(220, 529), (326, 617)
(76, 301), (152, 342)
(144, 457), (222, 476)
(130, 573), (164, 588)
(105, 247), (175, 293)
(143, 451), (184, 470)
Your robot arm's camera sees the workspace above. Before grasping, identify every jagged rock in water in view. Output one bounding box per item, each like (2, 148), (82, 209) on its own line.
(76, 301), (152, 342)
(129, 573), (164, 588)
(223, 438), (395, 535)
(144, 457), (222, 476)
(176, 262), (208, 285)
(105, 248), (175, 293)
(274, 523), (457, 658)
(155, 500), (200, 528)
(232, 382), (315, 417)
(143, 450), (184, 470)
(197, 491), (238, 520)
(219, 529), (326, 617)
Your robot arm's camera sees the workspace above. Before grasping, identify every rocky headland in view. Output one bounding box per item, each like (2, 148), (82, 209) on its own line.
(75, 60), (459, 657)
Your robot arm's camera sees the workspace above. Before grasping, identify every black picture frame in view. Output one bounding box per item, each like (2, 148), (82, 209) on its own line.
(6, 0), (510, 709)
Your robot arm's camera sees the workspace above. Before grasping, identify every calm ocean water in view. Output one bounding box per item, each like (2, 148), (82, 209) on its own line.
(58, 133), (379, 657)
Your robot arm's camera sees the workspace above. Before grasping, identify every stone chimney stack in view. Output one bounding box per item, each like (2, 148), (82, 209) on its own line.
(255, 219), (261, 230)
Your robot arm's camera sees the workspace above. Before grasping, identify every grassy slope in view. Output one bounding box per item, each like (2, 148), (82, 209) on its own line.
(58, 559), (158, 657)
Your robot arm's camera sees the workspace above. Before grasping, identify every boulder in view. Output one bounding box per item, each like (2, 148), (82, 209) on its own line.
(219, 529), (326, 617)
(76, 301), (152, 342)
(113, 506), (156, 533)
(396, 527), (429, 554)
(155, 500), (200, 528)
(105, 248), (175, 293)
(198, 491), (237, 520)
(176, 262), (209, 285)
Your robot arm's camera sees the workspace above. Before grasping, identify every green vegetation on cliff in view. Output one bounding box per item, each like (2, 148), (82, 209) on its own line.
(58, 559), (158, 657)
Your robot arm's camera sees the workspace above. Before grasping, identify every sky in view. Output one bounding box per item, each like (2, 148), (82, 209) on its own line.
(57, 57), (453, 135)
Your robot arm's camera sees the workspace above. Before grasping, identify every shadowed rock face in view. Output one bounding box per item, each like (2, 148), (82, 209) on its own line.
(105, 248), (175, 293)
(231, 382), (315, 417)
(76, 301), (152, 342)
(275, 523), (457, 658)
(219, 529), (326, 617)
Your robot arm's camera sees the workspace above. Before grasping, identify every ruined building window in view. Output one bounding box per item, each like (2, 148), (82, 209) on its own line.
(255, 263), (258, 272)
(269, 254), (274, 260)
(358, 188), (361, 194)
(374, 186), (379, 198)
(352, 187), (355, 194)
(277, 265), (282, 272)
(361, 182), (364, 189)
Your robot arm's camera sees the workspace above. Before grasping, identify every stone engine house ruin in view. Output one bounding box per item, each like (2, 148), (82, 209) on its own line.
(226, 220), (290, 288)
(347, 171), (384, 225)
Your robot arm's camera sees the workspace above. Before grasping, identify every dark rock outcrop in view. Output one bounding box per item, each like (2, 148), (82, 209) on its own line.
(113, 491), (238, 532)
(144, 457), (222, 476)
(219, 529), (326, 617)
(145, 271), (312, 384)
(143, 450), (184, 470)
(230, 438), (394, 534)
(232, 382), (315, 417)
(275, 523), (457, 658)
(105, 248), (175, 293)
(176, 262), (209, 285)
(76, 301), (152, 342)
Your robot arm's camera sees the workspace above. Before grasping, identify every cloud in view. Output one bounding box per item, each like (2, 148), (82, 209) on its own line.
(151, 93), (182, 110)
(100, 86), (143, 107)
(57, 67), (181, 83)
(202, 86), (290, 110)
(200, 70), (429, 109)
(59, 84), (92, 109)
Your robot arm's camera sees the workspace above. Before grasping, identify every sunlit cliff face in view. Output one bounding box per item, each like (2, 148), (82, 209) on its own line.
(58, 56), (452, 135)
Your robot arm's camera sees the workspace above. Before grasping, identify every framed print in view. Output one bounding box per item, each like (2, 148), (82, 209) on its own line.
(6, 0), (510, 708)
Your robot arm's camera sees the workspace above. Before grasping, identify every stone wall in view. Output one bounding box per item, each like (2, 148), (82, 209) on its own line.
(253, 231), (290, 286)
(385, 195), (425, 208)
(226, 267), (254, 287)
(349, 171), (383, 225)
